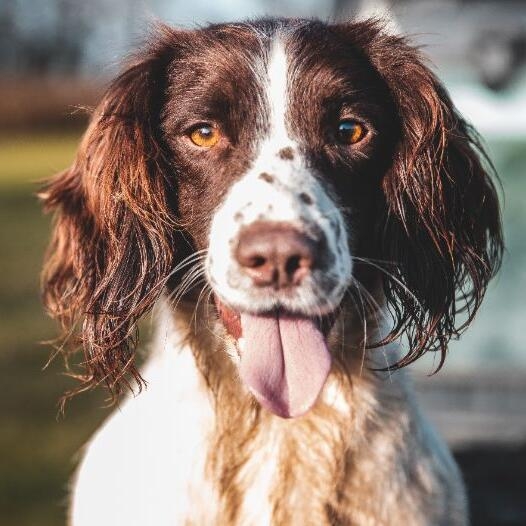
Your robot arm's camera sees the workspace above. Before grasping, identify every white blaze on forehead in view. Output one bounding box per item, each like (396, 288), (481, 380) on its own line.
(266, 39), (290, 143)
(205, 32), (353, 316)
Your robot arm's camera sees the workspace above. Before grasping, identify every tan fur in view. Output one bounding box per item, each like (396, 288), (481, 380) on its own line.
(40, 20), (503, 525)
(173, 298), (467, 526)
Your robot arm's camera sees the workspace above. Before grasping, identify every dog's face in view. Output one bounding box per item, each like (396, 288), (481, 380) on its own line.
(164, 24), (395, 300)
(41, 19), (502, 414)
(161, 23), (400, 416)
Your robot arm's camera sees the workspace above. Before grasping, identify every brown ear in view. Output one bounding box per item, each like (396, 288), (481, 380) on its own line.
(40, 27), (181, 398)
(342, 20), (504, 368)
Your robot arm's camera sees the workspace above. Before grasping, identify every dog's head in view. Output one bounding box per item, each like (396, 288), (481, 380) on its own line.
(41, 19), (502, 416)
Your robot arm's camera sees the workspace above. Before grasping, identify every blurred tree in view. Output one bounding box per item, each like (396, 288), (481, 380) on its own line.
(0, 0), (16, 73)
(471, 29), (526, 92)
(0, 0), (102, 76)
(53, 0), (89, 73)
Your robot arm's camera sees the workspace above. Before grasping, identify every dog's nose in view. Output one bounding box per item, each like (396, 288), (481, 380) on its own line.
(235, 222), (317, 288)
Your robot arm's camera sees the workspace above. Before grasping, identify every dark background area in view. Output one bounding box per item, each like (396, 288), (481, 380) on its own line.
(1, 1), (525, 524)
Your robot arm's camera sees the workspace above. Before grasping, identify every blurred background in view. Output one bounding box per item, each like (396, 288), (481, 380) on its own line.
(0, 0), (525, 524)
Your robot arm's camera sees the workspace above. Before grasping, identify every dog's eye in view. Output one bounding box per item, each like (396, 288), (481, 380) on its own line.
(189, 124), (221, 148)
(337, 120), (367, 145)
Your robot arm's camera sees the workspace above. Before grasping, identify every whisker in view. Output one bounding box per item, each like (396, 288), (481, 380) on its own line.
(191, 282), (213, 330)
(167, 263), (207, 310)
(350, 285), (368, 378)
(351, 256), (425, 316)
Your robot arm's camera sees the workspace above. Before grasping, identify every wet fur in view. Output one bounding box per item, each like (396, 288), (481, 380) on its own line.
(40, 18), (502, 525)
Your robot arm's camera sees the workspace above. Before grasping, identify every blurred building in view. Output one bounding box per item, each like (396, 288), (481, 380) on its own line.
(2, 0), (526, 86)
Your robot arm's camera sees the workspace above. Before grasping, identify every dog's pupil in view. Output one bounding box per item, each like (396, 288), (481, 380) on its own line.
(338, 121), (362, 144)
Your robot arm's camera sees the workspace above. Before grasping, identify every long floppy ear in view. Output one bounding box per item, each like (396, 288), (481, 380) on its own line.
(40, 27), (180, 398)
(343, 20), (504, 368)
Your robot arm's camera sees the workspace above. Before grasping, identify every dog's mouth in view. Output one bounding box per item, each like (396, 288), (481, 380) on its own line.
(215, 297), (335, 418)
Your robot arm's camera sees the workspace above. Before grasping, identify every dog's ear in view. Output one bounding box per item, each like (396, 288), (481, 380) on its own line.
(40, 27), (182, 398)
(341, 20), (503, 367)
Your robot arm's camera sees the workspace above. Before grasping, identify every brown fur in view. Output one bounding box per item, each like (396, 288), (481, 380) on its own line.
(346, 23), (503, 369)
(177, 296), (450, 525)
(40, 18), (502, 418)
(178, 299), (359, 524)
(41, 19), (504, 526)
(41, 21), (502, 525)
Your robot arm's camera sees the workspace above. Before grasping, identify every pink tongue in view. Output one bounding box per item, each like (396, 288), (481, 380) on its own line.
(239, 312), (331, 418)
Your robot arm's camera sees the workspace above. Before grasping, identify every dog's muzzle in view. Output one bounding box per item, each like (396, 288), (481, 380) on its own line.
(207, 160), (351, 418)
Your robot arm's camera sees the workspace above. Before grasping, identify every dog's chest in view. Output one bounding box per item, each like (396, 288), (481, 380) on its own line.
(137, 354), (344, 526)
(72, 312), (356, 526)
(210, 401), (351, 525)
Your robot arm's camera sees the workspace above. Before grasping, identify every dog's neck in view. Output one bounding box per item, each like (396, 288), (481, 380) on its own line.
(163, 291), (404, 525)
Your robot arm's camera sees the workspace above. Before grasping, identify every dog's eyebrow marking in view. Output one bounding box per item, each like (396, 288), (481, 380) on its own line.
(234, 212), (244, 221)
(278, 146), (294, 160)
(299, 192), (313, 205)
(259, 172), (275, 183)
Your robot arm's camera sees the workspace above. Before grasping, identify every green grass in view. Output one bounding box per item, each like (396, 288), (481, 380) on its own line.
(0, 133), (109, 526)
(0, 133), (81, 187)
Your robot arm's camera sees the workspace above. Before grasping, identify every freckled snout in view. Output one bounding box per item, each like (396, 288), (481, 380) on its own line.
(235, 221), (320, 289)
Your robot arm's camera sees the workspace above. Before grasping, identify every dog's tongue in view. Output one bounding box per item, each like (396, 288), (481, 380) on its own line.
(239, 312), (331, 418)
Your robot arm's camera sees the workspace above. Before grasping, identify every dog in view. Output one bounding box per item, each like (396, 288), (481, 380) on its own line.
(40, 18), (503, 526)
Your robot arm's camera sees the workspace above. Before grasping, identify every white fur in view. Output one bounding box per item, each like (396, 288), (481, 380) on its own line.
(267, 39), (290, 144)
(207, 39), (352, 316)
(70, 307), (467, 525)
(236, 430), (280, 526)
(69, 31), (467, 526)
(70, 305), (217, 526)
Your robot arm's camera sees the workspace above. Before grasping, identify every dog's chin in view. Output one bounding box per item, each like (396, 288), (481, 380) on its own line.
(214, 295), (337, 419)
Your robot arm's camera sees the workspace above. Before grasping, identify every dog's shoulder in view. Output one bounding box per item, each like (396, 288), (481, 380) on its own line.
(70, 336), (216, 525)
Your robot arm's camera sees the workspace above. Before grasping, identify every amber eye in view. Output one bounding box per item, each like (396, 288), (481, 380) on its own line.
(337, 120), (367, 145)
(189, 124), (221, 148)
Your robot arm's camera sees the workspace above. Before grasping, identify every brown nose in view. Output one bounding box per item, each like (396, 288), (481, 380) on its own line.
(235, 221), (318, 289)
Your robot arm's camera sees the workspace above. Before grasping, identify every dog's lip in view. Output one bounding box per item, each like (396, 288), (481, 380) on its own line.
(213, 295), (336, 341)
(214, 296), (242, 339)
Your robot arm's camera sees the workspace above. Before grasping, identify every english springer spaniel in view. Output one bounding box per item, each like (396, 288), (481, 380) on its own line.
(41, 18), (502, 526)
